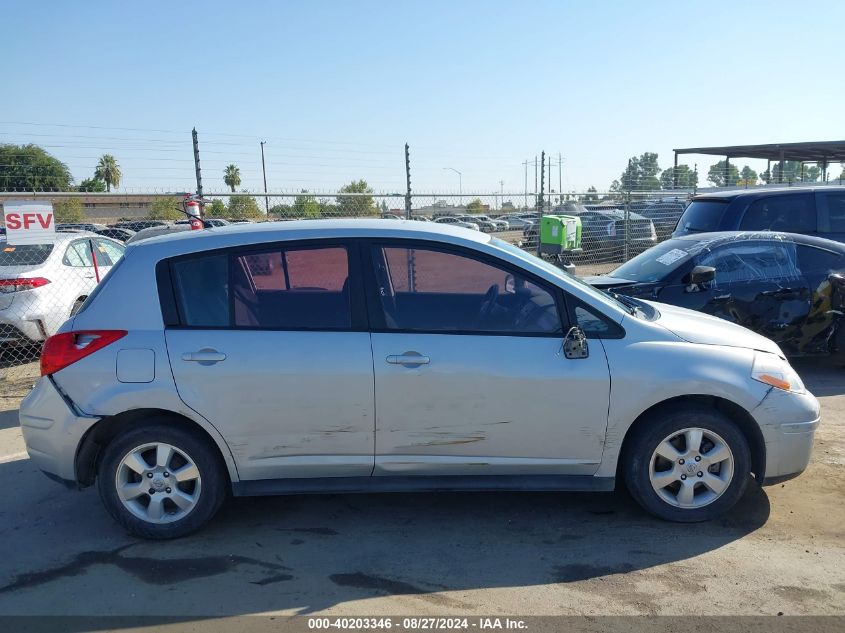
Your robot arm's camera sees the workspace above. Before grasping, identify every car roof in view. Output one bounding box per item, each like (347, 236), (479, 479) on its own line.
(671, 230), (845, 252)
(125, 218), (490, 257)
(692, 187), (830, 201)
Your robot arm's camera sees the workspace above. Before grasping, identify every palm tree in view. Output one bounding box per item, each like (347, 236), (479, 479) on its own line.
(224, 164), (241, 192)
(94, 154), (121, 192)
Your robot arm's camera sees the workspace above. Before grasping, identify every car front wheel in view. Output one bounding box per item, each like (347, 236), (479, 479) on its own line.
(98, 423), (227, 539)
(623, 406), (751, 522)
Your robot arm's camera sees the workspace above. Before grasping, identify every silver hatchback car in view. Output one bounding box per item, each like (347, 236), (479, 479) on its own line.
(20, 220), (819, 538)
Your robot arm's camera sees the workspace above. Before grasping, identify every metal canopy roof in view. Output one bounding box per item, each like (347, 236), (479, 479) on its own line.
(674, 140), (845, 162)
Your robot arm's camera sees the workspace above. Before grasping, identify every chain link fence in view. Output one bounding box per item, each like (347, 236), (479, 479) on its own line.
(0, 189), (698, 388)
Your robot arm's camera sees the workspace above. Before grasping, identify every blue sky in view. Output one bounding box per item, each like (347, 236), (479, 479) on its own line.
(1, 0), (842, 195)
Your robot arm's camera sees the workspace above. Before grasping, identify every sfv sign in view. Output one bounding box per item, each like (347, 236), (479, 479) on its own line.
(2, 200), (56, 245)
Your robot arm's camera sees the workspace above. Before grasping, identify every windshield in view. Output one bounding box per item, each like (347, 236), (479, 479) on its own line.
(675, 199), (730, 233)
(490, 238), (630, 315)
(609, 239), (694, 282)
(0, 243), (54, 266)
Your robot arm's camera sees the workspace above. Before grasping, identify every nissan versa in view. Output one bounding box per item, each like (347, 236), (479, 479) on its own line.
(19, 220), (819, 538)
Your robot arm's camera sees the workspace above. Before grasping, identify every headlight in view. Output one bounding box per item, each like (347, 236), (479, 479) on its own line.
(751, 352), (805, 394)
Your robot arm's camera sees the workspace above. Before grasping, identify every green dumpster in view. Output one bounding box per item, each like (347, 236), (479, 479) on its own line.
(538, 214), (582, 255)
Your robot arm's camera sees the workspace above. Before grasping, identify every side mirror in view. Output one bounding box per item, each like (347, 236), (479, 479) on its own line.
(504, 274), (516, 294)
(563, 326), (589, 360)
(686, 265), (716, 285)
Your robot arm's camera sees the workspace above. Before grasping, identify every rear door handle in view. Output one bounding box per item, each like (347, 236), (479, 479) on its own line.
(181, 350), (227, 364)
(386, 352), (430, 366)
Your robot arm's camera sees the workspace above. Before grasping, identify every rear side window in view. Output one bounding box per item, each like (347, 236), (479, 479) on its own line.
(818, 192), (845, 233)
(796, 245), (843, 274)
(676, 200), (730, 233)
(63, 241), (95, 267)
(0, 243), (54, 266)
(738, 194), (815, 232)
(232, 246), (351, 329)
(168, 245), (353, 329)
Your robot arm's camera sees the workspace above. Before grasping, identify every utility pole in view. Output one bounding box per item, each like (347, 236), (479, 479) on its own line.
(404, 143), (412, 219)
(547, 158), (552, 208)
(191, 127), (204, 216)
(260, 141), (269, 214)
(558, 152), (562, 200)
(499, 180), (504, 210)
(534, 156), (538, 195)
(523, 160), (528, 210)
(537, 151), (545, 256)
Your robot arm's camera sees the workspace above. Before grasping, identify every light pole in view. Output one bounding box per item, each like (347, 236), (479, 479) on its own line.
(260, 141), (269, 214)
(443, 167), (462, 199)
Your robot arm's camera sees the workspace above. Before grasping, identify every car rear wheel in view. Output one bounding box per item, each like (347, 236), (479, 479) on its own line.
(623, 405), (751, 522)
(98, 423), (227, 539)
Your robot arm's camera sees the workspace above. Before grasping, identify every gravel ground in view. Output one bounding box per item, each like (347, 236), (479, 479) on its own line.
(0, 358), (842, 617)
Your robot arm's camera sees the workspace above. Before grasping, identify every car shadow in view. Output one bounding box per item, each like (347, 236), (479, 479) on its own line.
(792, 357), (845, 397)
(0, 453), (770, 617)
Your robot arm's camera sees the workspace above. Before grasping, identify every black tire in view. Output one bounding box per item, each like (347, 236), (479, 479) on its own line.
(97, 423), (228, 539)
(622, 405), (751, 522)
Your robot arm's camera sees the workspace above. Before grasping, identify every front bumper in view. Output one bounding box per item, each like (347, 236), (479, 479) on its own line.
(19, 376), (99, 484)
(751, 386), (820, 483)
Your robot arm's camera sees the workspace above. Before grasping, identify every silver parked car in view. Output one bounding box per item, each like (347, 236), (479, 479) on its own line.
(434, 216), (480, 231)
(0, 233), (125, 344)
(20, 220), (819, 538)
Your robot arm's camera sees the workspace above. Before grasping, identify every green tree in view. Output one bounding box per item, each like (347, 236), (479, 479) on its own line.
(292, 193), (321, 218)
(223, 164), (241, 192)
(737, 166), (758, 187)
(206, 199), (227, 218)
(227, 195), (263, 219)
(53, 197), (85, 223)
(580, 186), (599, 203)
(465, 198), (485, 213)
(0, 144), (73, 191)
(707, 160), (740, 187)
(77, 176), (106, 192)
(148, 197), (182, 221)
(660, 164), (698, 189)
(336, 180), (376, 216)
(269, 203), (294, 218)
(619, 153), (661, 191)
(94, 154), (121, 191)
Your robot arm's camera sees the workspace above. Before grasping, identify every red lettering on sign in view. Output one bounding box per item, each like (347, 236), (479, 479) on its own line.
(5, 213), (21, 229)
(37, 213), (53, 229)
(23, 213), (38, 229)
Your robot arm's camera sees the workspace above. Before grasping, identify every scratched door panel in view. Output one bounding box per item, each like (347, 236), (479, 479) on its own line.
(371, 333), (611, 476)
(166, 330), (376, 480)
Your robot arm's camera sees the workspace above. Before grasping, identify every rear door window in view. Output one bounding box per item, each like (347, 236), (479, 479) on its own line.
(738, 194), (815, 232)
(676, 200), (730, 233)
(63, 240), (95, 267)
(817, 191), (845, 233)
(232, 246), (351, 329)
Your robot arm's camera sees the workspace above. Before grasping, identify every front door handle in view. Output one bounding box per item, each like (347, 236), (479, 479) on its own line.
(181, 349), (227, 364)
(386, 352), (430, 366)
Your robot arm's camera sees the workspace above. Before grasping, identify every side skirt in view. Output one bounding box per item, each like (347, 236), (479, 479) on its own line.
(232, 474), (616, 497)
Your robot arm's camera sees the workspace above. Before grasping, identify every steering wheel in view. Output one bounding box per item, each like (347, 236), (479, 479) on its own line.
(476, 283), (500, 326)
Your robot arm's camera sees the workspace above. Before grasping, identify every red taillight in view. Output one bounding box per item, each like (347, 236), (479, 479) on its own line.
(40, 330), (127, 376)
(0, 277), (50, 293)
